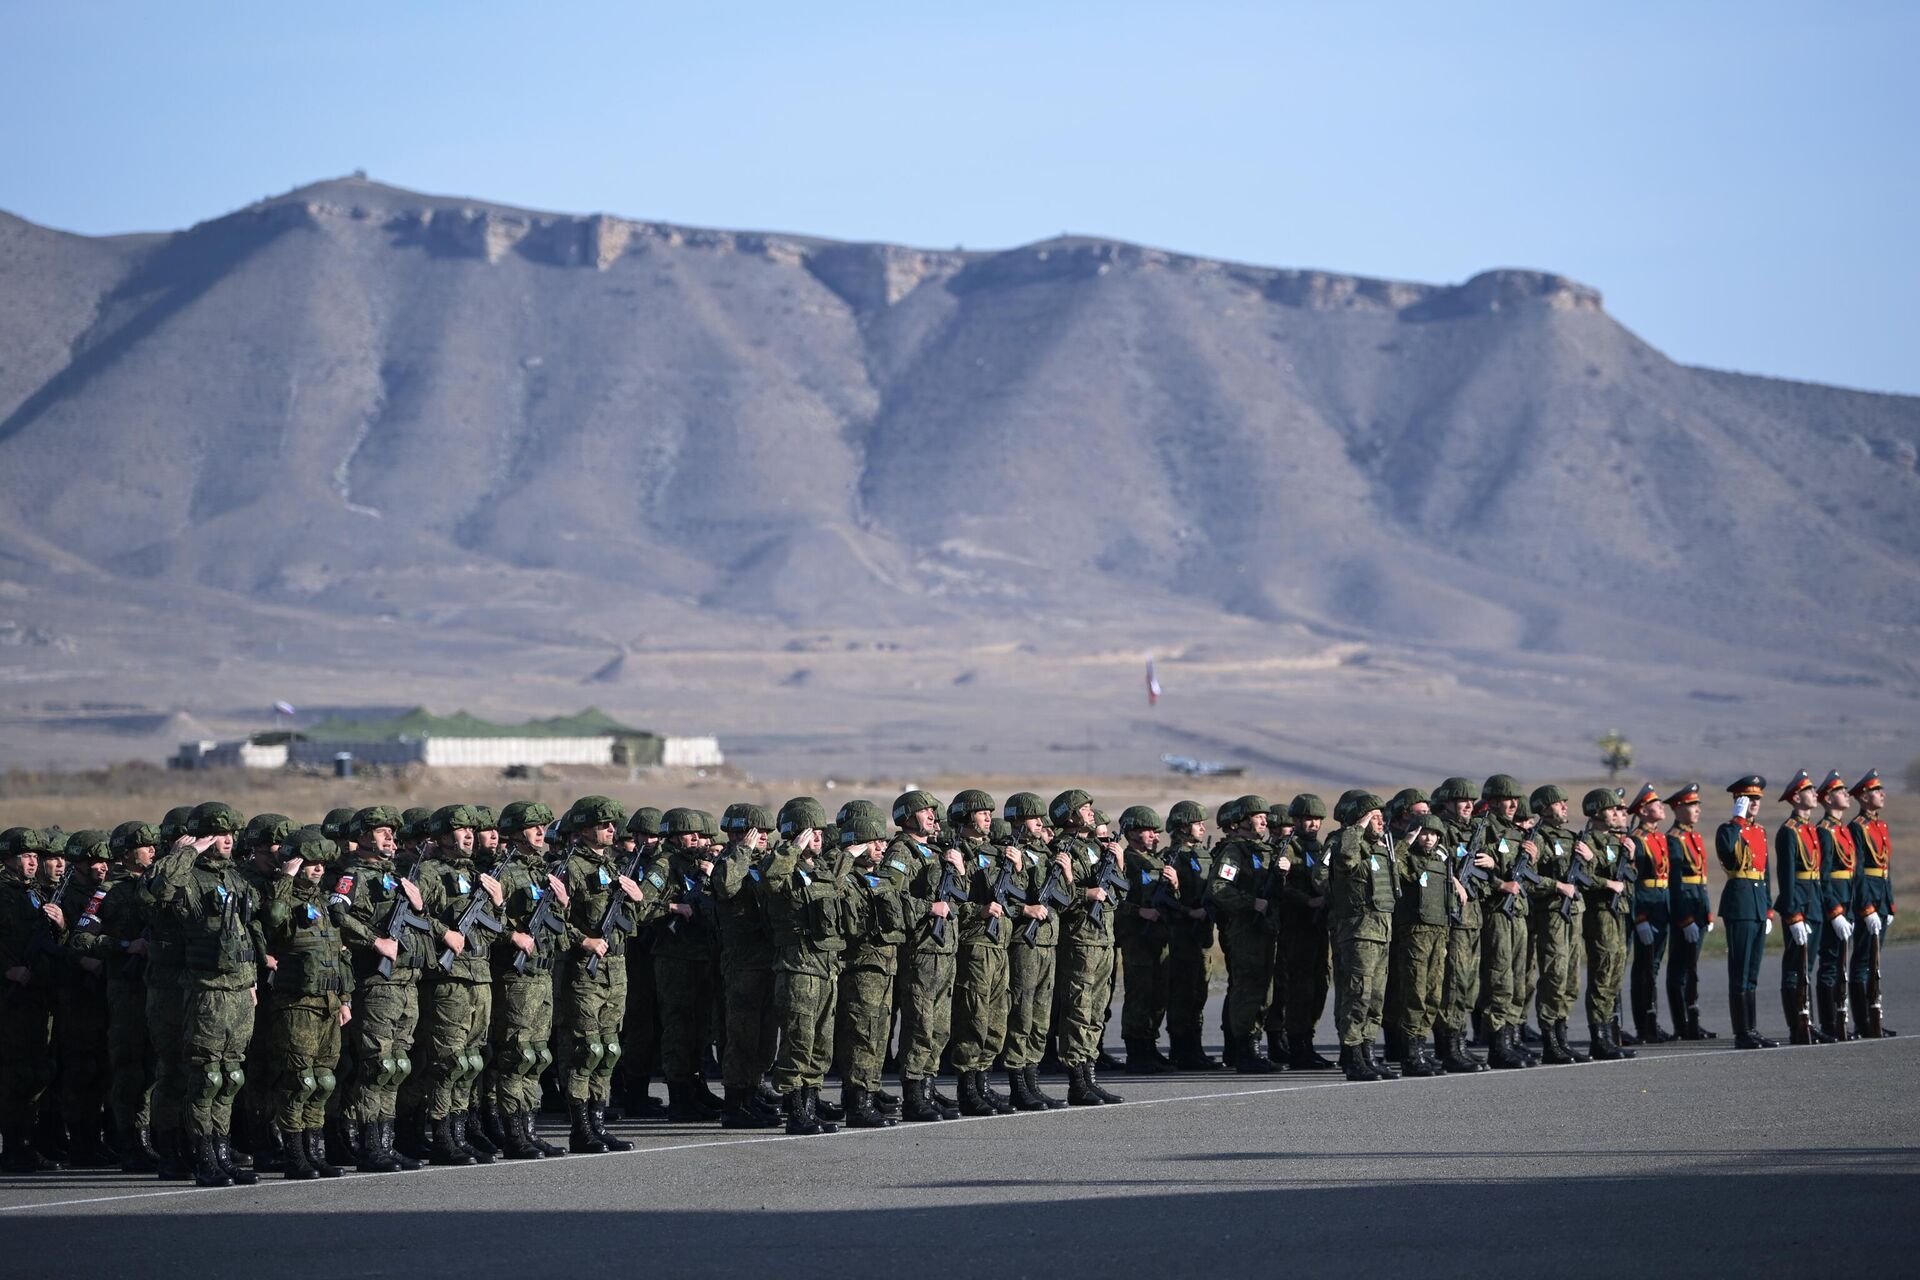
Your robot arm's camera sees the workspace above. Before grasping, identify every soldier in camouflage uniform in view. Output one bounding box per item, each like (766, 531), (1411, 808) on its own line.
(1160, 800), (1218, 1069)
(651, 808), (724, 1122)
(1052, 790), (1126, 1105)
(148, 802), (268, 1186)
(1579, 788), (1638, 1060)
(1275, 794), (1336, 1069)
(1207, 795), (1287, 1073)
(1429, 779), (1491, 1073)
(50, 830), (115, 1165)
(947, 790), (1019, 1115)
(889, 789), (967, 1120)
(234, 812), (293, 1169)
(483, 800), (569, 1159)
(0, 827), (66, 1172)
(260, 827), (350, 1179)
(94, 820), (162, 1170)
(331, 804), (428, 1173)
(616, 806), (666, 1120)
(1526, 785), (1591, 1066)
(1001, 792), (1068, 1111)
(1478, 775), (1541, 1070)
(558, 795), (647, 1153)
(1326, 792), (1397, 1082)
(713, 804), (782, 1129)
(1116, 804), (1177, 1074)
(1390, 813), (1457, 1077)
(414, 804), (505, 1164)
(831, 814), (902, 1128)
(1378, 789), (1426, 1064)
(764, 797), (842, 1135)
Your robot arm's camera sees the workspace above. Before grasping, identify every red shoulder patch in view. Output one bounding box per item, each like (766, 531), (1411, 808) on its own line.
(332, 873), (356, 896)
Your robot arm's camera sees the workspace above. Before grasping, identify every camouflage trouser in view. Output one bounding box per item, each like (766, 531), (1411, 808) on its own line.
(559, 962), (626, 1105)
(1441, 921), (1481, 1032)
(487, 973), (555, 1116)
(242, 983), (274, 1135)
(835, 965), (894, 1090)
(1003, 944), (1056, 1069)
(951, 943), (1010, 1071)
(1480, 910), (1529, 1030)
(422, 978), (490, 1118)
(901, 948), (956, 1079)
(654, 954), (716, 1083)
(346, 980), (420, 1125)
(107, 979), (154, 1131)
(1532, 909), (1582, 1024)
(1223, 918), (1274, 1040)
(0, 995), (54, 1128)
(720, 964), (776, 1091)
(267, 994), (343, 1130)
(181, 985), (254, 1139)
(1117, 933), (1170, 1043)
(610, 946), (658, 1099)
(1282, 919), (1330, 1042)
(1393, 924), (1447, 1040)
(1057, 942), (1115, 1065)
(1335, 932), (1390, 1046)
(1167, 938), (1210, 1042)
(56, 980), (111, 1129)
(1265, 929), (1288, 1047)
(145, 981), (187, 1134)
(771, 970), (835, 1093)
(1583, 911), (1628, 1025)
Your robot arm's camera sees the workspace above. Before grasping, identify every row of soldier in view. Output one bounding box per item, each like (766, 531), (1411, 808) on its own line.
(0, 769), (1895, 1183)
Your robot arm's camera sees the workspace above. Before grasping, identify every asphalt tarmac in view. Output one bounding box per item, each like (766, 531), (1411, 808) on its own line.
(4, 948), (1915, 1279)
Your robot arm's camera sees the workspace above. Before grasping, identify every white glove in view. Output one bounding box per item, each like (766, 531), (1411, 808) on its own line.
(1832, 915), (1854, 944)
(1765, 917), (1773, 936)
(1788, 921), (1810, 947)
(1683, 923), (1702, 945)
(1865, 913), (1883, 938)
(1635, 922), (1656, 946)
(1707, 920), (1716, 933)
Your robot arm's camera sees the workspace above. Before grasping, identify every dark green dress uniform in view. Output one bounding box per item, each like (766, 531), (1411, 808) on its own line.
(765, 828), (845, 1134)
(1327, 793), (1396, 1080)
(261, 836), (349, 1177)
(1390, 815), (1451, 1075)
(1716, 776), (1777, 1049)
(1775, 802), (1826, 1043)
(331, 834), (429, 1168)
(1664, 783), (1716, 1039)
(1847, 770), (1895, 1037)
(0, 829), (64, 1172)
(1628, 812), (1676, 1043)
(1206, 797), (1280, 1070)
(484, 811), (567, 1157)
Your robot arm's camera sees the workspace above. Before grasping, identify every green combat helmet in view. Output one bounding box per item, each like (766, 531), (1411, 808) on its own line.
(1215, 797), (1244, 827)
(321, 808), (358, 842)
(627, 807), (663, 840)
(1333, 791), (1386, 826)
(1482, 775), (1524, 802)
(65, 830), (111, 863)
(0, 828), (51, 860)
(109, 821), (160, 859)
(778, 797), (828, 839)
(568, 795), (626, 829)
(158, 806), (195, 847)
(349, 805), (403, 840)
(187, 802), (244, 838)
(720, 802), (750, 835)
(947, 789), (996, 822)
(1288, 794), (1328, 821)
(1049, 789), (1093, 827)
(1432, 777), (1480, 805)
(836, 799), (882, 828)
(428, 804), (482, 837)
(242, 813), (296, 852)
(498, 801), (555, 836)
(39, 827), (68, 856)
(1002, 793), (1046, 822)
(839, 814), (888, 846)
(1530, 784), (1569, 814)
(470, 805), (497, 833)
(1231, 795), (1271, 826)
(1118, 805), (1162, 833)
(892, 790), (939, 827)
(283, 826), (335, 867)
(400, 807), (433, 844)
(1582, 787), (1625, 818)
(736, 804), (775, 834)
(1167, 800), (1205, 828)
(658, 807), (702, 837)
(691, 810), (721, 839)
(989, 817), (1013, 843)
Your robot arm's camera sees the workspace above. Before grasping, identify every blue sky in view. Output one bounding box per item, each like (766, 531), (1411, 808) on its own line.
(5, 1), (1915, 393)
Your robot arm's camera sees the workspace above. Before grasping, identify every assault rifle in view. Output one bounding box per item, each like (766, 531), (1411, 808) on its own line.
(584, 849), (650, 978)
(436, 881), (505, 974)
(666, 868), (712, 937)
(516, 879), (569, 976)
(376, 884), (435, 979)
(984, 856), (1018, 944)
(1563, 839), (1596, 921)
(21, 864), (76, 971)
(1143, 876), (1183, 941)
(1021, 857), (1075, 945)
(1504, 832), (1545, 918)
(1085, 853), (1129, 929)
(1447, 823), (1491, 925)
(927, 858), (969, 946)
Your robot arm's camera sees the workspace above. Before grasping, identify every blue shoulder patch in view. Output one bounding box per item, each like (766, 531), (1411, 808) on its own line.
(888, 859), (909, 873)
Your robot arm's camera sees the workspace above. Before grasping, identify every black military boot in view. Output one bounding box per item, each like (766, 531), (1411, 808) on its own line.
(121, 1124), (161, 1173)
(689, 1076), (726, 1118)
(898, 1078), (941, 1122)
(978, 1071), (1016, 1114)
(1236, 1036), (1282, 1075)
(214, 1133), (259, 1185)
(495, 1106), (543, 1158)
(1085, 1059), (1125, 1103)
(352, 1117), (397, 1173)
(1743, 992), (1777, 1048)
(1439, 1025), (1488, 1074)
(1586, 1021), (1621, 1061)
(867, 1086), (899, 1116)
(1340, 1044), (1377, 1082)
(1170, 1035), (1221, 1070)
(429, 1115), (475, 1166)
(728, 1085), (783, 1130)
(522, 1110), (565, 1157)
(192, 1134), (232, 1187)
(1289, 1035), (1336, 1070)
(1065, 1062), (1102, 1106)
(956, 1069), (993, 1116)
(1518, 1022), (1542, 1046)
(814, 1091), (845, 1123)
(665, 1081), (706, 1123)
(1486, 1026), (1521, 1070)
(387, 1118), (423, 1171)
(842, 1086), (893, 1129)
(567, 1101), (605, 1153)
(797, 1087), (837, 1134)
(1025, 1065), (1067, 1110)
(928, 1080), (960, 1116)
(1814, 985), (1839, 1043)
(1400, 1036), (1443, 1077)
(467, 1104), (500, 1157)
(1006, 1068), (1045, 1112)
(1124, 1040), (1165, 1075)
(1539, 1022), (1574, 1065)
(1618, 1022), (1641, 1047)
(451, 1112), (496, 1163)
(302, 1129), (343, 1177)
(1611, 1018), (1639, 1058)
(781, 1091), (818, 1136)
(250, 1119), (288, 1173)
(1360, 1042), (1398, 1080)
(278, 1126), (318, 1180)
(1555, 1020), (1589, 1064)
(589, 1102), (633, 1151)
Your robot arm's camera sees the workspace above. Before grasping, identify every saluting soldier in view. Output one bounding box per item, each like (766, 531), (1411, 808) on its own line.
(1328, 791), (1397, 1081)
(834, 814), (905, 1128)
(1717, 775), (1778, 1049)
(1847, 770), (1896, 1037)
(712, 803), (782, 1130)
(763, 796), (842, 1135)
(1775, 772), (1826, 1043)
(260, 827), (351, 1180)
(1626, 785), (1677, 1044)
(1664, 783), (1717, 1039)
(1391, 813), (1457, 1077)
(651, 808), (724, 1122)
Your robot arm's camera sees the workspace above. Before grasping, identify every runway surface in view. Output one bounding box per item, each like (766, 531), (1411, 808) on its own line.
(5, 946), (1915, 1278)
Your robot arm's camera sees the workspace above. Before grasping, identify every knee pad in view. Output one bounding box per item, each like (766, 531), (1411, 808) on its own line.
(219, 1063), (246, 1104)
(506, 1040), (541, 1079)
(376, 1055), (401, 1088)
(460, 1050), (485, 1086)
(535, 1042), (554, 1074)
(600, 1037), (623, 1071)
(579, 1037), (605, 1073)
(289, 1070), (318, 1108)
(312, 1070), (336, 1105)
(393, 1052), (412, 1086)
(193, 1062), (225, 1107)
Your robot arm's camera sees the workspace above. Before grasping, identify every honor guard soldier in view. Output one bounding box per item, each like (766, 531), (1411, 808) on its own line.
(1717, 776), (1778, 1049)
(1664, 783), (1716, 1039)
(1847, 770), (1895, 1037)
(1625, 785), (1677, 1043)
(1775, 772), (1825, 1043)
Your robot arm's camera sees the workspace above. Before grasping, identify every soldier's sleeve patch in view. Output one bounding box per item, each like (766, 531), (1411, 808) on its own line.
(333, 874), (356, 896)
(456, 874), (471, 895)
(597, 868), (612, 886)
(888, 859), (909, 873)
(647, 871), (665, 888)
(1219, 863), (1238, 882)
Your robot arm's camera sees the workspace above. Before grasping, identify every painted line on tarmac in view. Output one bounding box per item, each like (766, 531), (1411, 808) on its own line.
(2, 1034), (1906, 1213)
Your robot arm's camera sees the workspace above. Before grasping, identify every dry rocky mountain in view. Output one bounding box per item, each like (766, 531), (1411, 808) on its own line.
(0, 175), (1915, 781)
